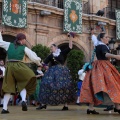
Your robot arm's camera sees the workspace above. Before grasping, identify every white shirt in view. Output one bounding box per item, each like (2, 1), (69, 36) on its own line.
(78, 69), (86, 81)
(52, 49), (61, 57)
(91, 34), (99, 47)
(37, 70), (43, 75)
(0, 32), (41, 66)
(98, 41), (110, 50)
(0, 66), (5, 76)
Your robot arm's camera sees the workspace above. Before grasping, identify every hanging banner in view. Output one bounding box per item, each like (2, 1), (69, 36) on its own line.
(64, 0), (82, 34)
(116, 9), (120, 40)
(2, 0), (27, 28)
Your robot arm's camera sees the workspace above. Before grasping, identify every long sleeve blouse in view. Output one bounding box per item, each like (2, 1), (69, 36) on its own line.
(96, 44), (110, 60)
(44, 47), (71, 66)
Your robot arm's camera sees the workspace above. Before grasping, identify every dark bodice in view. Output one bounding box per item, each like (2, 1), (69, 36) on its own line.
(96, 44), (110, 60)
(44, 47), (71, 66)
(0, 69), (3, 75)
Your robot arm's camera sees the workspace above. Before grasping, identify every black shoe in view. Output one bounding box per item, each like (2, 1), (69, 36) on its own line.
(0, 104), (3, 107)
(114, 108), (118, 112)
(76, 103), (81, 106)
(87, 109), (99, 114)
(36, 105), (47, 110)
(22, 101), (27, 111)
(114, 108), (120, 114)
(104, 105), (114, 111)
(1, 109), (9, 114)
(62, 106), (68, 111)
(32, 103), (36, 106)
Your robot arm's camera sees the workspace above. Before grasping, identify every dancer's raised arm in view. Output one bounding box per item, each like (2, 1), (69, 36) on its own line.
(0, 31), (10, 51)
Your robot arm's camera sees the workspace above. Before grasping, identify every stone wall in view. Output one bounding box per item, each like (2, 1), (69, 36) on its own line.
(0, 1), (116, 61)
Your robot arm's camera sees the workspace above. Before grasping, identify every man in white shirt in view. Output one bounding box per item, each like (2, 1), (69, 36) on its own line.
(91, 28), (99, 47)
(76, 68), (86, 105)
(0, 29), (42, 114)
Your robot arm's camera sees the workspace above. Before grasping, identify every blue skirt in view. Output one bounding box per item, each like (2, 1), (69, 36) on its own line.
(39, 65), (75, 105)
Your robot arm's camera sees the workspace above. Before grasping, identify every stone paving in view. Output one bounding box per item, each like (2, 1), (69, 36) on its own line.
(0, 105), (120, 120)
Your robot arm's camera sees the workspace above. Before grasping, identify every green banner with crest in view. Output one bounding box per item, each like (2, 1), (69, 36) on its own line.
(116, 9), (120, 40)
(64, 0), (82, 33)
(2, 0), (27, 28)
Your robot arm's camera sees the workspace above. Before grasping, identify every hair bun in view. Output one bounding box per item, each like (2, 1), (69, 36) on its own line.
(16, 33), (26, 41)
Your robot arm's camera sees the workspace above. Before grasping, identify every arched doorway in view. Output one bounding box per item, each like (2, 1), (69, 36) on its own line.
(58, 43), (80, 50)
(2, 35), (15, 42)
(58, 43), (80, 59)
(0, 34), (15, 60)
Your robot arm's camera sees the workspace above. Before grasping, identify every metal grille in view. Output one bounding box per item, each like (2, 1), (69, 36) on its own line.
(28, 0), (64, 9)
(103, 7), (116, 20)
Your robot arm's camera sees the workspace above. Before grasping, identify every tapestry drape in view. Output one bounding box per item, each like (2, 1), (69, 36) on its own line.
(2, 0), (27, 28)
(63, 0), (82, 33)
(116, 9), (120, 40)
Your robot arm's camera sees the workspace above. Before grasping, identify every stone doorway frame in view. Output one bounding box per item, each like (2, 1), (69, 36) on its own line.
(48, 34), (89, 61)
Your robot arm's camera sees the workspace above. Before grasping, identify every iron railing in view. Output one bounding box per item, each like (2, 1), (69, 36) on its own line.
(103, 7), (116, 20)
(29, 0), (90, 13)
(28, 0), (63, 9)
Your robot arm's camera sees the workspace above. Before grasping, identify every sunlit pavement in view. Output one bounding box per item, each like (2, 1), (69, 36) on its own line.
(0, 105), (120, 120)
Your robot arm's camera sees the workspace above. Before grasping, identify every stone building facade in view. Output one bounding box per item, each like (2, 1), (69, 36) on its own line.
(0, 0), (118, 61)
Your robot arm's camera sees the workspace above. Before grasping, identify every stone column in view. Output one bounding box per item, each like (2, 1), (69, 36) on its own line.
(100, 0), (108, 10)
(89, 0), (101, 14)
(89, 0), (108, 14)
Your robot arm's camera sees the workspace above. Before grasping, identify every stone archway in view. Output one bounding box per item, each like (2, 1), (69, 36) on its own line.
(48, 34), (89, 61)
(0, 34), (16, 60)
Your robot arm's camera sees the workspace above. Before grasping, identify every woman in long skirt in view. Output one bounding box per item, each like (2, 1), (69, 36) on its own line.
(80, 33), (120, 114)
(36, 33), (75, 110)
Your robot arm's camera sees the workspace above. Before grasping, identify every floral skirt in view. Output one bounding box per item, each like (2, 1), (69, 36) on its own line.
(80, 60), (120, 106)
(39, 65), (75, 105)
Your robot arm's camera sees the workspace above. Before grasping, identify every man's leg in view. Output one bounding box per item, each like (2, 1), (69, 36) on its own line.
(1, 93), (10, 114)
(20, 88), (27, 111)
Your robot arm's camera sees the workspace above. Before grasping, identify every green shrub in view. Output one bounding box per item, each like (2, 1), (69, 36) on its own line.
(66, 49), (85, 88)
(28, 44), (50, 72)
(32, 44), (50, 60)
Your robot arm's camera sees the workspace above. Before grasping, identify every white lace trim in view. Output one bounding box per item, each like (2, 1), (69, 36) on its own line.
(52, 49), (61, 57)
(98, 41), (109, 50)
(37, 70), (43, 74)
